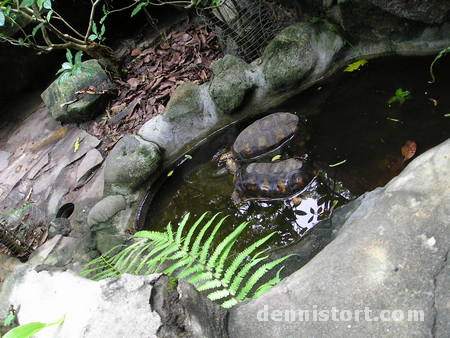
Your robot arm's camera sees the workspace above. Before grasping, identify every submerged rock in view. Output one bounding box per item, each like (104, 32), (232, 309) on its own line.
(229, 139), (450, 337)
(208, 55), (254, 114)
(41, 60), (114, 123)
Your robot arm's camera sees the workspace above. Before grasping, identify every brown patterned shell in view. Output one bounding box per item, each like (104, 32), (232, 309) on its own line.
(234, 158), (314, 201)
(233, 112), (299, 160)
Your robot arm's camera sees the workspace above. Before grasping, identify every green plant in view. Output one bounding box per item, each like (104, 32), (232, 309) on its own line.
(82, 213), (293, 309)
(387, 88), (411, 105)
(429, 45), (450, 83)
(3, 316), (65, 338)
(55, 49), (83, 83)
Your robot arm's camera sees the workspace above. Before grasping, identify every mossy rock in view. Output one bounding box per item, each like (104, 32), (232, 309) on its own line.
(262, 23), (317, 90)
(104, 136), (161, 194)
(163, 82), (203, 122)
(208, 55), (254, 114)
(41, 59), (114, 122)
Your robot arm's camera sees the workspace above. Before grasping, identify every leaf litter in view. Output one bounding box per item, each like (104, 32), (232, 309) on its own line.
(87, 22), (223, 153)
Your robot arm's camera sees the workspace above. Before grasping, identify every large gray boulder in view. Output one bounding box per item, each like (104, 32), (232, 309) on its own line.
(229, 139), (450, 337)
(0, 268), (161, 338)
(104, 135), (161, 195)
(41, 59), (114, 123)
(208, 55), (254, 114)
(368, 0), (450, 24)
(261, 22), (343, 90)
(138, 83), (220, 162)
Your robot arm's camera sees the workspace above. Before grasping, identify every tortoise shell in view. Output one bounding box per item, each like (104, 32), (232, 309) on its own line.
(233, 158), (314, 201)
(233, 112), (299, 160)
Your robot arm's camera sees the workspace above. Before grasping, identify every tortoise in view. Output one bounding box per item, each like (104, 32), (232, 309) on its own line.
(232, 158), (315, 203)
(217, 112), (315, 203)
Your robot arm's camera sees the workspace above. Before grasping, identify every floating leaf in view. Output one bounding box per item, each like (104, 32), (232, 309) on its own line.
(329, 160), (347, 167)
(184, 154), (192, 160)
(444, 113), (450, 117)
(428, 98), (438, 106)
(344, 59), (368, 72)
(401, 140), (417, 162)
(386, 117), (401, 122)
(73, 137), (80, 152)
(167, 170), (174, 177)
(271, 154), (281, 162)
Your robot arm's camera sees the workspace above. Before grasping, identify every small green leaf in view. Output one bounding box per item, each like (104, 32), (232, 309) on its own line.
(329, 160), (347, 167)
(131, 2), (147, 17)
(310, 16), (320, 24)
(65, 49), (73, 64)
(88, 34), (97, 41)
(3, 316), (65, 338)
(74, 50), (83, 65)
(167, 170), (174, 177)
(386, 117), (401, 122)
(3, 312), (16, 326)
(444, 113), (450, 117)
(344, 59), (368, 72)
(32, 22), (44, 37)
(73, 137), (80, 152)
(0, 11), (5, 27)
(46, 9), (53, 21)
(43, 0), (51, 9)
(19, 0), (35, 8)
(184, 154), (192, 160)
(271, 154), (281, 162)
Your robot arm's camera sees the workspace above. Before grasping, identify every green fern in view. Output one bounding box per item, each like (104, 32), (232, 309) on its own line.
(81, 212), (293, 308)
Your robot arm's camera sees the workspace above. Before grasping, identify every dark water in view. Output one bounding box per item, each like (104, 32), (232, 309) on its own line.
(143, 55), (450, 252)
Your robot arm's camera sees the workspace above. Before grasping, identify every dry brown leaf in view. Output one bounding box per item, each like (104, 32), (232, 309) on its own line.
(401, 140), (417, 162)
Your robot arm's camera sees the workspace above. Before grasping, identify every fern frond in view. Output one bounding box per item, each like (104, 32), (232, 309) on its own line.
(177, 263), (204, 279)
(223, 233), (276, 286)
(82, 212), (293, 309)
(237, 255), (295, 301)
(208, 221), (248, 270)
(252, 267), (285, 298)
(175, 213), (190, 245)
(199, 215), (228, 264)
(183, 211), (210, 253)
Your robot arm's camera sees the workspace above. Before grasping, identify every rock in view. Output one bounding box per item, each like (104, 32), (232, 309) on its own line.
(87, 195), (130, 253)
(0, 151), (11, 171)
(48, 218), (71, 238)
(163, 82), (204, 122)
(150, 275), (228, 338)
(138, 84), (220, 162)
(368, 0), (450, 24)
(41, 60), (114, 123)
(0, 268), (161, 338)
(261, 22), (343, 90)
(76, 149), (103, 188)
(104, 135), (161, 194)
(208, 55), (254, 114)
(87, 195), (126, 229)
(228, 139), (450, 337)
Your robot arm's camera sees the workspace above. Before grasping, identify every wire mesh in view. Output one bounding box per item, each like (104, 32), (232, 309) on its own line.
(0, 203), (48, 261)
(199, 0), (295, 63)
